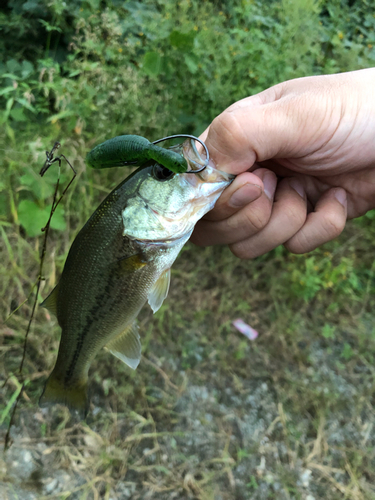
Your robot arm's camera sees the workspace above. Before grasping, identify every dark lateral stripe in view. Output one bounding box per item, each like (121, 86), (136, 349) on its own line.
(64, 280), (115, 385)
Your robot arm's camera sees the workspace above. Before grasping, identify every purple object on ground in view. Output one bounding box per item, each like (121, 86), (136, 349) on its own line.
(232, 318), (258, 340)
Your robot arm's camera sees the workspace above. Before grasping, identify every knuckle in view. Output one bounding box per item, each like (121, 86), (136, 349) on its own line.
(323, 212), (345, 238)
(210, 112), (249, 152)
(284, 233), (310, 255)
(225, 206), (269, 233)
(283, 201), (306, 229)
(229, 241), (252, 260)
(243, 206), (270, 232)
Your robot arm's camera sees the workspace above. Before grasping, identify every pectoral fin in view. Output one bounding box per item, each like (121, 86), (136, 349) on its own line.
(148, 269), (171, 313)
(118, 253), (147, 272)
(40, 283), (60, 317)
(105, 322), (141, 370)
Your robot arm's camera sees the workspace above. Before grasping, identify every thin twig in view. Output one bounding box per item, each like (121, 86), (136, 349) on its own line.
(4, 142), (76, 451)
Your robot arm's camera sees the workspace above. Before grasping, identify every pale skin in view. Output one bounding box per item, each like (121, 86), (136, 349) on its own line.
(191, 68), (375, 258)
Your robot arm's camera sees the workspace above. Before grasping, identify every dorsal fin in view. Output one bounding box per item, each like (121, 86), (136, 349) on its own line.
(105, 322), (141, 370)
(40, 283), (60, 317)
(148, 269), (171, 313)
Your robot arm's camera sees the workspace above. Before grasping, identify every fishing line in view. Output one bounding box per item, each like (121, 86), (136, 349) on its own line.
(152, 134), (209, 174)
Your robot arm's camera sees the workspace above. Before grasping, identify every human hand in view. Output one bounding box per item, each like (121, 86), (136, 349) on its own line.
(192, 68), (375, 258)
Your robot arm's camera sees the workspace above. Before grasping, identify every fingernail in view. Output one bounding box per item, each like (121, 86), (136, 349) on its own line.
(263, 172), (276, 200)
(228, 183), (262, 208)
(289, 178), (305, 198)
(334, 189), (347, 206)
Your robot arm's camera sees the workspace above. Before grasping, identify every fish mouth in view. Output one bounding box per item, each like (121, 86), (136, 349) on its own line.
(141, 140), (234, 241)
(183, 139), (235, 182)
(122, 139), (234, 244)
(154, 178), (228, 240)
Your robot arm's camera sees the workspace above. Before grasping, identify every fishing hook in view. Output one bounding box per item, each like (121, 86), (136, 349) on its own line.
(152, 134), (209, 174)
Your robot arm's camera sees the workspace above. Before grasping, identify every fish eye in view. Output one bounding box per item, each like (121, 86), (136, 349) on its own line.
(152, 164), (175, 182)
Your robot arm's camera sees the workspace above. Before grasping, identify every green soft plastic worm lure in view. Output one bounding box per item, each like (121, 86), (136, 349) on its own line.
(86, 134), (209, 174)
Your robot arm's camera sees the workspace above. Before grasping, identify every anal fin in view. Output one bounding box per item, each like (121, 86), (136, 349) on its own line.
(105, 322), (141, 370)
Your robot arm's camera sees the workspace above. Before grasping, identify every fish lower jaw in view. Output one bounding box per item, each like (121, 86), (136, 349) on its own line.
(131, 230), (192, 247)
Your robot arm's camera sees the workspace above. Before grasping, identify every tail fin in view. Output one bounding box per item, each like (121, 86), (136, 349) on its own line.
(39, 372), (89, 419)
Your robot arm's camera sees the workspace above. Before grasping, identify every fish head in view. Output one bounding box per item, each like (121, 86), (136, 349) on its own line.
(122, 140), (234, 242)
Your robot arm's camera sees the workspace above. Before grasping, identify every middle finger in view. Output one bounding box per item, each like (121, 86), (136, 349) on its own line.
(230, 178), (307, 259)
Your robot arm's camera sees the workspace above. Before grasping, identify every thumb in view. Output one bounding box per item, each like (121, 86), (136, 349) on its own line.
(203, 79), (328, 175)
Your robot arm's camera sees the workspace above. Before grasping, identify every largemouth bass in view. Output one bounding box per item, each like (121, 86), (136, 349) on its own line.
(39, 140), (233, 417)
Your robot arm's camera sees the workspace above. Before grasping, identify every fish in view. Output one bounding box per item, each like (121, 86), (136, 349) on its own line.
(39, 139), (234, 417)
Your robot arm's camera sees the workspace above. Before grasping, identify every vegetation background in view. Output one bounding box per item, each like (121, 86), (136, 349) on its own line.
(1, 0), (375, 498)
